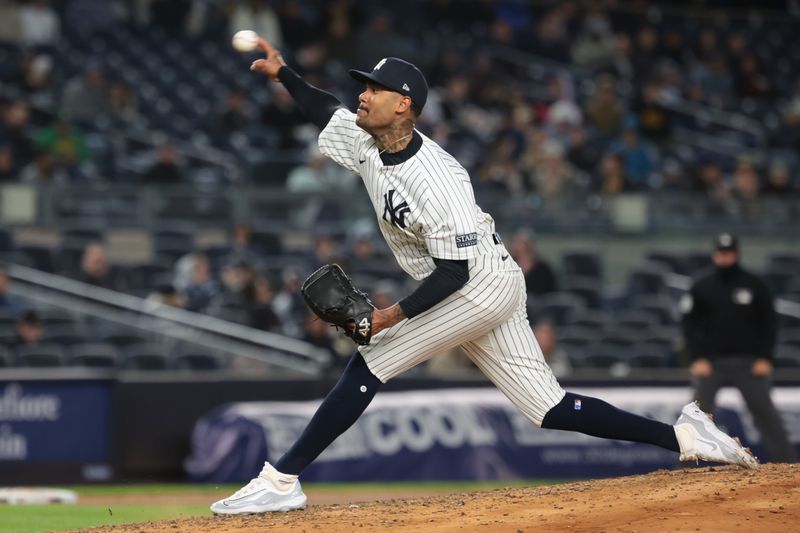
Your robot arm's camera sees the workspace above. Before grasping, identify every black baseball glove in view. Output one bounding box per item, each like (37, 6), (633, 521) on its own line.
(301, 264), (375, 345)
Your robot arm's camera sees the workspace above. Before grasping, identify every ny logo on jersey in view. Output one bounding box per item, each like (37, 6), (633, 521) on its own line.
(382, 189), (410, 229)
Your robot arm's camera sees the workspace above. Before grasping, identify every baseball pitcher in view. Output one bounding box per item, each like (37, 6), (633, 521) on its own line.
(211, 39), (758, 515)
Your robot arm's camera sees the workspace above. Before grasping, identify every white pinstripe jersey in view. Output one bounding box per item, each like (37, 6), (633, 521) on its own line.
(318, 108), (500, 280)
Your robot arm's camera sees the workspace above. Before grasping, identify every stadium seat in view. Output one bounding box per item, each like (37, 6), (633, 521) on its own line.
(37, 309), (80, 329)
(0, 309), (19, 328)
(626, 266), (668, 297)
(774, 346), (800, 368)
(629, 342), (673, 368)
(15, 344), (66, 367)
(761, 268), (797, 295)
(0, 345), (11, 367)
(631, 295), (678, 325)
(69, 343), (120, 368)
(172, 349), (226, 370)
(682, 253), (712, 276)
(15, 245), (56, 273)
(100, 331), (150, 348)
(537, 292), (587, 326)
(561, 251), (603, 282)
(123, 343), (169, 370)
(778, 328), (800, 349)
(41, 324), (89, 346)
(567, 309), (613, 331)
(561, 276), (604, 309)
(614, 310), (659, 332)
(645, 251), (684, 274)
(766, 253), (800, 274)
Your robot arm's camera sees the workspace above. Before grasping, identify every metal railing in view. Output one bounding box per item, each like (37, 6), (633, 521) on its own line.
(7, 264), (330, 375)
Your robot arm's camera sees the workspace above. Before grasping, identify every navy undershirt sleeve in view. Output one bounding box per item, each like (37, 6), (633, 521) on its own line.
(398, 258), (469, 319)
(277, 66), (343, 130)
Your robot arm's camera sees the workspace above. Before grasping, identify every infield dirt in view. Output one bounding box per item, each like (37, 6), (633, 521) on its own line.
(78, 463), (798, 532)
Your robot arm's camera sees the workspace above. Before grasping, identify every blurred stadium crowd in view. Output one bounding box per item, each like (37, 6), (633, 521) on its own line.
(0, 0), (798, 374)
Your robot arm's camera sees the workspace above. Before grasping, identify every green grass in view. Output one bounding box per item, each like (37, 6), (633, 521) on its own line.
(0, 504), (210, 533)
(0, 480), (564, 532)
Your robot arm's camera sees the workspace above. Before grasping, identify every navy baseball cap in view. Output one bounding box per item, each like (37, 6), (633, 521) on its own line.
(713, 232), (739, 252)
(349, 57), (428, 113)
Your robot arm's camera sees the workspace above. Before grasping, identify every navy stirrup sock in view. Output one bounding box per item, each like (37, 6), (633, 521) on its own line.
(275, 351), (382, 475)
(541, 392), (680, 452)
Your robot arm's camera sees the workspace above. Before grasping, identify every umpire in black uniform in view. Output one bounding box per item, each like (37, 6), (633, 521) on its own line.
(681, 233), (796, 462)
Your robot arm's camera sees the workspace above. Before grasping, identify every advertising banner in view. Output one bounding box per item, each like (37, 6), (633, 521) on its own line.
(185, 387), (800, 482)
(0, 381), (112, 467)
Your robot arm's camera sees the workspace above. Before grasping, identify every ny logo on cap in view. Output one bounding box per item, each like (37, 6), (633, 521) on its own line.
(374, 58), (388, 70)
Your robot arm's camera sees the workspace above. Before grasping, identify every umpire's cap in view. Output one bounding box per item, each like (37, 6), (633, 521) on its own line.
(713, 232), (739, 252)
(349, 57), (428, 114)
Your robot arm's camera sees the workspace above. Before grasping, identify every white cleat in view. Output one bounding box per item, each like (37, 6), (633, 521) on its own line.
(674, 401), (759, 469)
(210, 462), (307, 515)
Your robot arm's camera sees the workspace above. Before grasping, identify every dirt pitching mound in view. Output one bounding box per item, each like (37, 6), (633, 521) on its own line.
(82, 464), (799, 532)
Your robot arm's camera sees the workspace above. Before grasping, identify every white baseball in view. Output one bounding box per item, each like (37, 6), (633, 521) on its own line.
(232, 30), (259, 53)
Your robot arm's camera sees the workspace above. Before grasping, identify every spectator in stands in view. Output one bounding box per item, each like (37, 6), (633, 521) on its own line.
(371, 281), (400, 311)
(634, 82), (672, 145)
(216, 89), (252, 136)
(77, 242), (127, 292)
(736, 53), (772, 99)
(279, 0), (320, 50)
(180, 253), (219, 313)
(18, 52), (55, 95)
(223, 223), (267, 269)
(286, 145), (355, 193)
(108, 80), (139, 124)
(60, 66), (112, 125)
(228, 0), (283, 48)
(731, 159), (762, 202)
(33, 118), (90, 179)
(566, 127), (601, 175)
(325, 8), (356, 63)
(354, 13), (413, 67)
(64, 0), (124, 40)
(249, 276), (281, 332)
(0, 0), (22, 44)
(147, 283), (186, 308)
(691, 160), (729, 201)
(523, 138), (577, 201)
(207, 259), (255, 324)
(19, 149), (68, 185)
(510, 230), (557, 296)
(682, 233), (796, 462)
(584, 74), (624, 137)
(149, 0), (191, 32)
(1, 101), (35, 174)
(142, 143), (184, 184)
(311, 231), (344, 269)
(597, 152), (628, 193)
(12, 310), (43, 348)
(0, 144), (13, 181)
(630, 26), (659, 80)
(475, 135), (524, 195)
(762, 162), (796, 196)
(302, 310), (338, 367)
(19, 0), (60, 48)
(272, 267), (305, 337)
(0, 267), (23, 313)
(534, 319), (571, 378)
(261, 86), (307, 149)
(11, 310), (40, 348)
(571, 9), (616, 71)
(610, 122), (655, 189)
